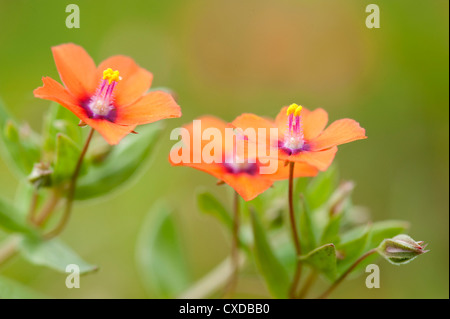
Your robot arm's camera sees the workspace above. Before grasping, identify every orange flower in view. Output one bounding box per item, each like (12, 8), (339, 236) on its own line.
(34, 43), (181, 145)
(169, 116), (318, 201)
(231, 104), (367, 171)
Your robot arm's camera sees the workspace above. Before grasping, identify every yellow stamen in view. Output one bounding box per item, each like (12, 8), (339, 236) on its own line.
(294, 105), (303, 116)
(103, 68), (121, 85)
(287, 103), (298, 116)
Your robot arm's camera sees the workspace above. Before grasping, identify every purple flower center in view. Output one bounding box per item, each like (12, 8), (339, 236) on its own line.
(223, 161), (259, 175)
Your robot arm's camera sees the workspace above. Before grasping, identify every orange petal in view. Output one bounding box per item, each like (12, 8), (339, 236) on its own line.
(96, 55), (153, 107)
(52, 43), (97, 99)
(116, 91), (181, 125)
(170, 160), (226, 177)
(83, 118), (137, 145)
(302, 108), (328, 140)
(168, 116), (229, 165)
(186, 116), (229, 151)
(268, 160), (319, 181)
(169, 156), (272, 201)
(278, 146), (338, 171)
(222, 173), (273, 201)
(231, 113), (278, 147)
(33, 77), (87, 120)
(310, 119), (367, 151)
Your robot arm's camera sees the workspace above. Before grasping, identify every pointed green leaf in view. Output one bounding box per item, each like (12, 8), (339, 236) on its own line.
(0, 97), (10, 129)
(1, 120), (41, 177)
(1, 98), (41, 176)
(43, 103), (82, 153)
(250, 210), (290, 298)
(365, 220), (410, 251)
(19, 237), (98, 275)
(197, 191), (232, 229)
(52, 133), (81, 185)
(336, 225), (370, 275)
(305, 165), (338, 211)
(299, 243), (337, 281)
(0, 196), (38, 237)
(320, 214), (343, 245)
(136, 202), (191, 298)
(75, 122), (163, 200)
(0, 276), (48, 299)
(313, 181), (355, 247)
(298, 196), (317, 254)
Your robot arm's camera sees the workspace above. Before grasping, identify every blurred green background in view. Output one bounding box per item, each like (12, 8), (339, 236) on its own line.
(0, 0), (448, 298)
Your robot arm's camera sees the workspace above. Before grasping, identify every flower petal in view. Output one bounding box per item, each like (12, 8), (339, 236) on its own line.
(231, 113), (278, 146)
(96, 55), (153, 107)
(116, 91), (181, 126)
(52, 43), (97, 99)
(169, 156), (273, 201)
(221, 173), (273, 201)
(278, 146), (338, 171)
(310, 119), (367, 151)
(83, 118), (137, 145)
(302, 108), (328, 140)
(268, 160), (319, 181)
(33, 77), (87, 120)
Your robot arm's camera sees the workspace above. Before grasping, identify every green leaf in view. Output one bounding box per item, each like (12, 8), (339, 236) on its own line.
(43, 103), (82, 154)
(197, 191), (252, 251)
(136, 202), (191, 298)
(75, 122), (163, 200)
(298, 196), (317, 254)
(197, 191), (232, 230)
(250, 210), (290, 298)
(0, 97), (10, 129)
(0, 196), (38, 237)
(304, 165), (338, 211)
(294, 176), (310, 199)
(299, 243), (337, 282)
(320, 214), (343, 245)
(1, 98), (41, 177)
(336, 225), (370, 275)
(0, 276), (48, 299)
(1, 120), (41, 177)
(365, 220), (410, 251)
(19, 237), (98, 275)
(52, 133), (81, 185)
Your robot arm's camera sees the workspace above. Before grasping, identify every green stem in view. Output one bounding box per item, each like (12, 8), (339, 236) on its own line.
(318, 249), (377, 299)
(224, 191), (241, 298)
(288, 161), (302, 298)
(33, 189), (60, 226)
(26, 189), (39, 224)
(44, 128), (94, 239)
(297, 270), (317, 299)
(0, 236), (20, 266)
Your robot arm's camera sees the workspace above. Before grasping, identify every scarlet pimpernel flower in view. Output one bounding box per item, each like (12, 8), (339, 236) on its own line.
(169, 116), (318, 201)
(34, 43), (181, 144)
(232, 104), (367, 171)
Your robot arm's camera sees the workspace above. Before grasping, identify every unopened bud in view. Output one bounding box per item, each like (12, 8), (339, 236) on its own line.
(377, 234), (429, 265)
(28, 163), (53, 188)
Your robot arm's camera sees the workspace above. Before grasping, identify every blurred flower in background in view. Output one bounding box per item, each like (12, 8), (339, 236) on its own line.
(0, 0), (447, 298)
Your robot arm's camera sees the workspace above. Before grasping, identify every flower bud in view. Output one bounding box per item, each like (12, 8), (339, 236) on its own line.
(376, 234), (429, 265)
(28, 162), (53, 188)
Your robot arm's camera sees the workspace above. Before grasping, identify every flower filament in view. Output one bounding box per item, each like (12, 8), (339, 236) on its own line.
(281, 103), (305, 153)
(87, 68), (121, 119)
